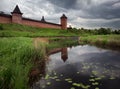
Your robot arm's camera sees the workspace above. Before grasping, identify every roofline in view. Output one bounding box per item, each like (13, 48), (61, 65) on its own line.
(23, 17), (61, 26)
(0, 13), (61, 26)
(11, 12), (23, 15)
(0, 13), (12, 18)
(11, 5), (23, 15)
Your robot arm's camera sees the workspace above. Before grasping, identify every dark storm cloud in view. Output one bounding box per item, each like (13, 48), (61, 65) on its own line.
(0, 0), (120, 29)
(105, 20), (120, 28)
(47, 0), (77, 9)
(79, 0), (120, 19)
(50, 0), (120, 20)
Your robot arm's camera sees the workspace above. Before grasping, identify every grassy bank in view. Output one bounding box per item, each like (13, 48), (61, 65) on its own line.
(80, 35), (120, 50)
(47, 37), (79, 50)
(0, 24), (78, 37)
(0, 37), (46, 89)
(0, 37), (79, 89)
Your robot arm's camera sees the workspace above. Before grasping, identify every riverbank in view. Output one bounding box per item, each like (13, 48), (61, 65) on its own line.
(0, 23), (120, 89)
(0, 37), (46, 89)
(80, 35), (120, 50)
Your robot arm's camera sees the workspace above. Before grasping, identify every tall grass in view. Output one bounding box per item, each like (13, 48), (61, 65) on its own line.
(80, 35), (120, 50)
(0, 37), (46, 89)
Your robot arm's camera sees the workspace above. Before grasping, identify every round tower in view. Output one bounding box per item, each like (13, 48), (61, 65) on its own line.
(60, 14), (67, 30)
(11, 5), (23, 24)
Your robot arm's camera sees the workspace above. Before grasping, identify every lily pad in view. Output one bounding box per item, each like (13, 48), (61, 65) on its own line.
(56, 79), (61, 81)
(95, 77), (101, 80)
(92, 82), (99, 85)
(65, 78), (72, 81)
(46, 82), (51, 86)
(77, 72), (80, 74)
(68, 81), (72, 83)
(70, 87), (75, 89)
(45, 74), (50, 80)
(95, 87), (99, 89)
(89, 79), (95, 82)
(41, 85), (45, 89)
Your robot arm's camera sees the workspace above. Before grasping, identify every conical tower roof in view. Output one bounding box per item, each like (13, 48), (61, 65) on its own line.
(41, 16), (46, 22)
(11, 5), (22, 14)
(61, 14), (67, 19)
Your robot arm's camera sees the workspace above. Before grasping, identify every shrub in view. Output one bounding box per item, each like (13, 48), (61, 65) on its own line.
(0, 25), (3, 30)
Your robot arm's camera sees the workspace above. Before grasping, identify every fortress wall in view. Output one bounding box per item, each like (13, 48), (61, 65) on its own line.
(0, 16), (12, 23)
(22, 19), (61, 29)
(0, 16), (62, 29)
(0, 5), (67, 29)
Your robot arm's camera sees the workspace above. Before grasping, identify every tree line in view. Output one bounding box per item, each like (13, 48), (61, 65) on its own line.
(68, 27), (120, 35)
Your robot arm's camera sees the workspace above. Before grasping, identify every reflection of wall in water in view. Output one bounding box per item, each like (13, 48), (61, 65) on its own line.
(48, 47), (68, 62)
(61, 48), (68, 62)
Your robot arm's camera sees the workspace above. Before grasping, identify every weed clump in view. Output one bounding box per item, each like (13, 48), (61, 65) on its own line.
(0, 37), (46, 89)
(0, 25), (3, 30)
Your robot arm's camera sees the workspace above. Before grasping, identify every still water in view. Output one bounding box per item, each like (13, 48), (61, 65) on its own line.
(33, 45), (120, 89)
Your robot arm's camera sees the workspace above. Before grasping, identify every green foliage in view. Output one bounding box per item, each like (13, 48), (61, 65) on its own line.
(112, 30), (120, 34)
(0, 23), (119, 37)
(68, 27), (120, 35)
(97, 28), (112, 35)
(0, 25), (3, 30)
(48, 37), (79, 50)
(0, 37), (45, 89)
(80, 35), (120, 50)
(0, 24), (78, 37)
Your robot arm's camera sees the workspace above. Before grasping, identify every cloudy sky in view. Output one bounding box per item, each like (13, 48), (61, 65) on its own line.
(0, 0), (120, 29)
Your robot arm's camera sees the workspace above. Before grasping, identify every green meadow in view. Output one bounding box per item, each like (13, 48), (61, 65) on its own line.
(0, 24), (78, 37)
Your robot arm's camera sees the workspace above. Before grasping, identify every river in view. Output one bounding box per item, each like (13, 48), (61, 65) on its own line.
(32, 40), (120, 89)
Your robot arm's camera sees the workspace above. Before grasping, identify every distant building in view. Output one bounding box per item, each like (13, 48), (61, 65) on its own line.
(0, 5), (67, 29)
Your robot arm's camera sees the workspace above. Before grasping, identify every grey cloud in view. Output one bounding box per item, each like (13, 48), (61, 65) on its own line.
(47, 0), (120, 20)
(47, 0), (77, 9)
(71, 18), (120, 29)
(76, 0), (120, 19)
(104, 20), (120, 28)
(0, 0), (120, 29)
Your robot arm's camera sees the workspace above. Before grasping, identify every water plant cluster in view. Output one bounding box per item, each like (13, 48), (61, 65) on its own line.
(34, 61), (118, 89)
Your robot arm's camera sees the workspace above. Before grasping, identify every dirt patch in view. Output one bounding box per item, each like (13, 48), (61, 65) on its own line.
(33, 37), (49, 49)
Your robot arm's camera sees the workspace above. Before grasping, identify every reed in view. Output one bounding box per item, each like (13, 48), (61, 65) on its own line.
(0, 37), (45, 89)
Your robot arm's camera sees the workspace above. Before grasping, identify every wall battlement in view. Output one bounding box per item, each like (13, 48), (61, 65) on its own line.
(0, 5), (67, 29)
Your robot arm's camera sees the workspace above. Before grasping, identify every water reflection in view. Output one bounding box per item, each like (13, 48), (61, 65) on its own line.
(47, 47), (68, 62)
(32, 44), (120, 89)
(61, 48), (68, 62)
